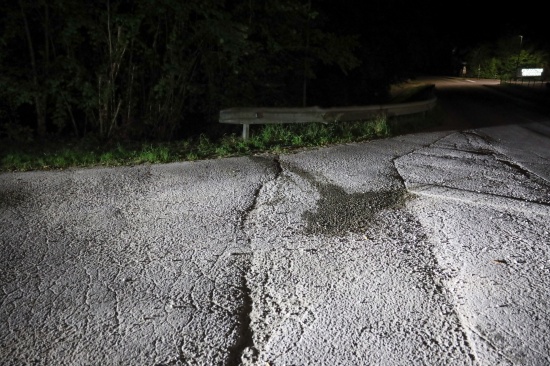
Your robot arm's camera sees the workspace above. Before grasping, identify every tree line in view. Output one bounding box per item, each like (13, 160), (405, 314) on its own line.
(1, 0), (362, 142)
(8, 1), (537, 144)
(463, 36), (549, 80)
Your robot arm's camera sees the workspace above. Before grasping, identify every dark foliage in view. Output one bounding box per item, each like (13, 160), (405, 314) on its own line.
(0, 0), (363, 142)
(2, 0), (465, 143)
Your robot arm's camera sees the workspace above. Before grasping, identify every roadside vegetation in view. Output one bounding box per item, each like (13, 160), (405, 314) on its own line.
(0, 1), (361, 143)
(1, 0), (448, 173)
(462, 35), (549, 79)
(0, 83), (441, 171)
(8, 3), (547, 174)
(1, 82), (441, 172)
(0, 104), (443, 172)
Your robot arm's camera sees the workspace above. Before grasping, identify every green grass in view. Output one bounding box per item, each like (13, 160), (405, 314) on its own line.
(0, 83), (442, 172)
(0, 110), (443, 172)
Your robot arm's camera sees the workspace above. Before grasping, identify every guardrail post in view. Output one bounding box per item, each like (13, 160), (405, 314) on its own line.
(242, 123), (250, 140)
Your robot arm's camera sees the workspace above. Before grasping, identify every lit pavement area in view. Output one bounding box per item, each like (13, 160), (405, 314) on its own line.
(2, 93), (550, 364)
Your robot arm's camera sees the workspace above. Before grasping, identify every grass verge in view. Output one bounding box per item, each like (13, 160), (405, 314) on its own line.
(1, 90), (443, 172)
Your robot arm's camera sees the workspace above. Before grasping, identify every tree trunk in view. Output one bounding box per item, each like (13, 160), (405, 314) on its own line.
(19, 0), (47, 137)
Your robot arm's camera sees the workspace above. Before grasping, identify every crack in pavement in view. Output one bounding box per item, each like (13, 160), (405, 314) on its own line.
(238, 156), (283, 241)
(238, 139), (477, 363)
(226, 155), (284, 365)
(394, 131), (550, 207)
(226, 267), (256, 366)
(394, 129), (550, 365)
(493, 152), (550, 187)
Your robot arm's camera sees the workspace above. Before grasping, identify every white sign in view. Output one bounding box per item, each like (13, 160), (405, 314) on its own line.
(521, 68), (543, 77)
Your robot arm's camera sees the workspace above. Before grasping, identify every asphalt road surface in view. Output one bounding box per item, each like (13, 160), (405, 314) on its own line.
(1, 77), (550, 365)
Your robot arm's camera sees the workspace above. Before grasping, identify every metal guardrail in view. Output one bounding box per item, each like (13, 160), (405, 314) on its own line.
(219, 96), (437, 140)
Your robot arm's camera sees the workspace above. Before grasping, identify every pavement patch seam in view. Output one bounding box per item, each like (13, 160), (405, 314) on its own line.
(409, 184), (550, 216)
(468, 327), (517, 365)
(404, 207), (479, 364)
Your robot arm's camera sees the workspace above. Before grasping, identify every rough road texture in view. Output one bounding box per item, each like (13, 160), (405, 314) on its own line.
(1, 159), (276, 365)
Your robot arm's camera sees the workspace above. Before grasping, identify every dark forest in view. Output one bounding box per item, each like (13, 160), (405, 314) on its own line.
(1, 0), (547, 142)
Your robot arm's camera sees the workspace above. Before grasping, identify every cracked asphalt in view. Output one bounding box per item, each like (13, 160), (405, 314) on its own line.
(1, 77), (550, 365)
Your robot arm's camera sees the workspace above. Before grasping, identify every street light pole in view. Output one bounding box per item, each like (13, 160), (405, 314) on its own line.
(515, 35), (523, 80)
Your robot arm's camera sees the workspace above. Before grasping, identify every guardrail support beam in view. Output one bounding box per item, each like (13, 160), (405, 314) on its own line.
(220, 91), (436, 140)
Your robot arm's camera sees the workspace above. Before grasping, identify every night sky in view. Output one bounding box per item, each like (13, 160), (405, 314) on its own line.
(320, 1), (548, 56)
(430, 3), (548, 48)
(319, 0), (548, 77)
